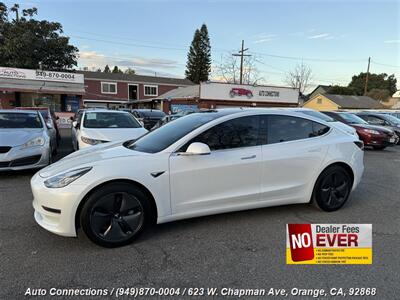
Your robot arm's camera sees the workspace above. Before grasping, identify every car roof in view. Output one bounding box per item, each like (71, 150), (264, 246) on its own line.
(84, 109), (129, 114)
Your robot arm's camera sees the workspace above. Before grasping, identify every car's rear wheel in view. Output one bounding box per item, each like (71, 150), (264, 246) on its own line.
(312, 165), (352, 212)
(80, 183), (152, 248)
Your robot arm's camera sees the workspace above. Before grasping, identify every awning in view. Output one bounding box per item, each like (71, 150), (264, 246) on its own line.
(83, 99), (127, 104)
(0, 78), (85, 95)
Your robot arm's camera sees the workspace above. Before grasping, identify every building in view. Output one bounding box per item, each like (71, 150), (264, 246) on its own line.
(79, 71), (193, 109)
(145, 82), (299, 114)
(0, 67), (85, 112)
(303, 93), (383, 111)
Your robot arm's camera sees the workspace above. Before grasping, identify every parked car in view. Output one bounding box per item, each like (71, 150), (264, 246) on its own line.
(0, 110), (54, 170)
(322, 111), (398, 150)
(71, 109), (148, 150)
(15, 106), (60, 150)
(32, 108), (364, 247)
(286, 108), (358, 137)
(151, 114), (184, 130)
(131, 109), (166, 130)
(356, 112), (400, 144)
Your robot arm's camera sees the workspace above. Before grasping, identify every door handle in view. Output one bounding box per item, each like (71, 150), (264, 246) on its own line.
(241, 154), (256, 160)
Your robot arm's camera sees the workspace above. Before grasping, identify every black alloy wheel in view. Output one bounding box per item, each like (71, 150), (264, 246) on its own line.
(313, 166), (352, 212)
(81, 183), (152, 247)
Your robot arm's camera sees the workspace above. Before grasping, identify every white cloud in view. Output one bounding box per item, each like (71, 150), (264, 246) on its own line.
(252, 33), (277, 44)
(77, 51), (180, 72)
(384, 40), (400, 44)
(307, 33), (330, 39)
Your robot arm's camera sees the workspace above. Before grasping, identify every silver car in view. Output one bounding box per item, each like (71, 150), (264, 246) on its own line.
(0, 110), (54, 171)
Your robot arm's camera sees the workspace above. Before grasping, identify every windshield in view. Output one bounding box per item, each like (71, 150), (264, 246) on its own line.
(83, 112), (142, 128)
(380, 114), (400, 125)
(339, 113), (368, 124)
(298, 110), (335, 122)
(0, 112), (43, 128)
(127, 112), (226, 153)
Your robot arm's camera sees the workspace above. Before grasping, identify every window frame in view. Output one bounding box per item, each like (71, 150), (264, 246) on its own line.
(262, 114), (331, 146)
(144, 85), (158, 97)
(101, 82), (118, 94)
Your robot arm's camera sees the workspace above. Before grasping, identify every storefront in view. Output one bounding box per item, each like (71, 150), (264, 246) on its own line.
(147, 82), (299, 114)
(0, 67), (85, 113)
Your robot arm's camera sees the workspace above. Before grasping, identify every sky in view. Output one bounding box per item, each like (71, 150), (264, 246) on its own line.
(4, 0), (400, 92)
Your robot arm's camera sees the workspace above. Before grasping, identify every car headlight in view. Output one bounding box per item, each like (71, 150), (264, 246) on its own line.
(81, 136), (108, 145)
(363, 129), (380, 135)
(21, 137), (45, 149)
(44, 167), (92, 188)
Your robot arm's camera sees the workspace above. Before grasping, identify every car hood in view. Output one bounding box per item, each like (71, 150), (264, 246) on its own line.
(0, 129), (44, 146)
(81, 127), (148, 142)
(39, 141), (146, 178)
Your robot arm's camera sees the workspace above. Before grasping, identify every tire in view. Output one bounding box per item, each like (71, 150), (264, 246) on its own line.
(312, 165), (352, 212)
(372, 146), (386, 150)
(80, 183), (153, 248)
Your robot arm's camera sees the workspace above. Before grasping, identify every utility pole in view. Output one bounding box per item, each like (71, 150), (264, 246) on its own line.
(232, 40), (251, 84)
(364, 57), (371, 95)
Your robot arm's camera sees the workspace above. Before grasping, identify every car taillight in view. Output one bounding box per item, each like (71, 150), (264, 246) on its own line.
(354, 141), (364, 150)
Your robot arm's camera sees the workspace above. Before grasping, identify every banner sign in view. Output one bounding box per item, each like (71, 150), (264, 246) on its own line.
(200, 82), (299, 104)
(286, 224), (372, 264)
(0, 67), (84, 84)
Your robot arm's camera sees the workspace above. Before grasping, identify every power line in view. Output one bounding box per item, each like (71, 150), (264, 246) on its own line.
(371, 60), (400, 69)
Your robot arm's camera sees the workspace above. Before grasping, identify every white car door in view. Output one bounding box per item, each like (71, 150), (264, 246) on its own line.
(259, 115), (330, 204)
(169, 115), (262, 216)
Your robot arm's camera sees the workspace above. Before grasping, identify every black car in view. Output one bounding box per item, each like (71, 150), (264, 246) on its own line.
(131, 109), (166, 130)
(356, 112), (400, 144)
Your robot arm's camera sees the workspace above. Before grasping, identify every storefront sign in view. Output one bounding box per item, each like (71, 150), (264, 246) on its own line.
(200, 82), (299, 104)
(286, 224), (372, 264)
(0, 67), (84, 84)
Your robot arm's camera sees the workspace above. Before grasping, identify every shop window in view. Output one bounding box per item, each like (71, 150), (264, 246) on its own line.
(101, 82), (117, 94)
(144, 85), (158, 96)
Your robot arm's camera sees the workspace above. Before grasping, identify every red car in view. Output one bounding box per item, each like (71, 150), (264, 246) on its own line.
(322, 111), (398, 150)
(229, 88), (253, 98)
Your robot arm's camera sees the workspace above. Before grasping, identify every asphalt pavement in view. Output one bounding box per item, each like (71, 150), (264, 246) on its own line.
(0, 129), (399, 299)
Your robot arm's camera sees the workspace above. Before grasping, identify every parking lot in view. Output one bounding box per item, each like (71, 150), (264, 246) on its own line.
(1, 129), (399, 299)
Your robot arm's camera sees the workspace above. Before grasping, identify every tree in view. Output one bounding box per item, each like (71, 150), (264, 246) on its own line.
(0, 3), (78, 70)
(348, 72), (397, 96)
(124, 67), (135, 75)
(215, 54), (263, 85)
(285, 62), (312, 94)
(366, 88), (391, 102)
(327, 85), (356, 95)
(103, 65), (111, 73)
(185, 24), (211, 83)
(112, 66), (123, 74)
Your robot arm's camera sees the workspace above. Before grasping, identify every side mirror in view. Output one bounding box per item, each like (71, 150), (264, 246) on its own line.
(72, 121), (78, 128)
(46, 121), (53, 129)
(183, 142), (211, 156)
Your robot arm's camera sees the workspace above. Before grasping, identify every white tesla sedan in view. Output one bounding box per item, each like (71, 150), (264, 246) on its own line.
(31, 109), (364, 247)
(71, 109), (147, 150)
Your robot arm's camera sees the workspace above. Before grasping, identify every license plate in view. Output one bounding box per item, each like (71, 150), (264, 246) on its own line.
(390, 138), (395, 143)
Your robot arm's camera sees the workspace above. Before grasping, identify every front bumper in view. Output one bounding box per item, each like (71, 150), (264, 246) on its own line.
(31, 172), (87, 237)
(0, 145), (50, 171)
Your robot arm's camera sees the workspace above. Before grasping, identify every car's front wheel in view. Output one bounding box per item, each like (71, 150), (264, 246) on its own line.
(80, 183), (153, 247)
(312, 165), (352, 212)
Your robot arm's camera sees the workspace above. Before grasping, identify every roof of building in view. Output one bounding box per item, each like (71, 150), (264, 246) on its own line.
(322, 94), (383, 109)
(308, 84), (332, 96)
(156, 85), (200, 99)
(77, 71), (193, 86)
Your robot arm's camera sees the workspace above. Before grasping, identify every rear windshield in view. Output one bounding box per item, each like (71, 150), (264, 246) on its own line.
(83, 112), (142, 128)
(137, 110), (166, 118)
(0, 112), (43, 128)
(339, 113), (368, 124)
(297, 110), (335, 122)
